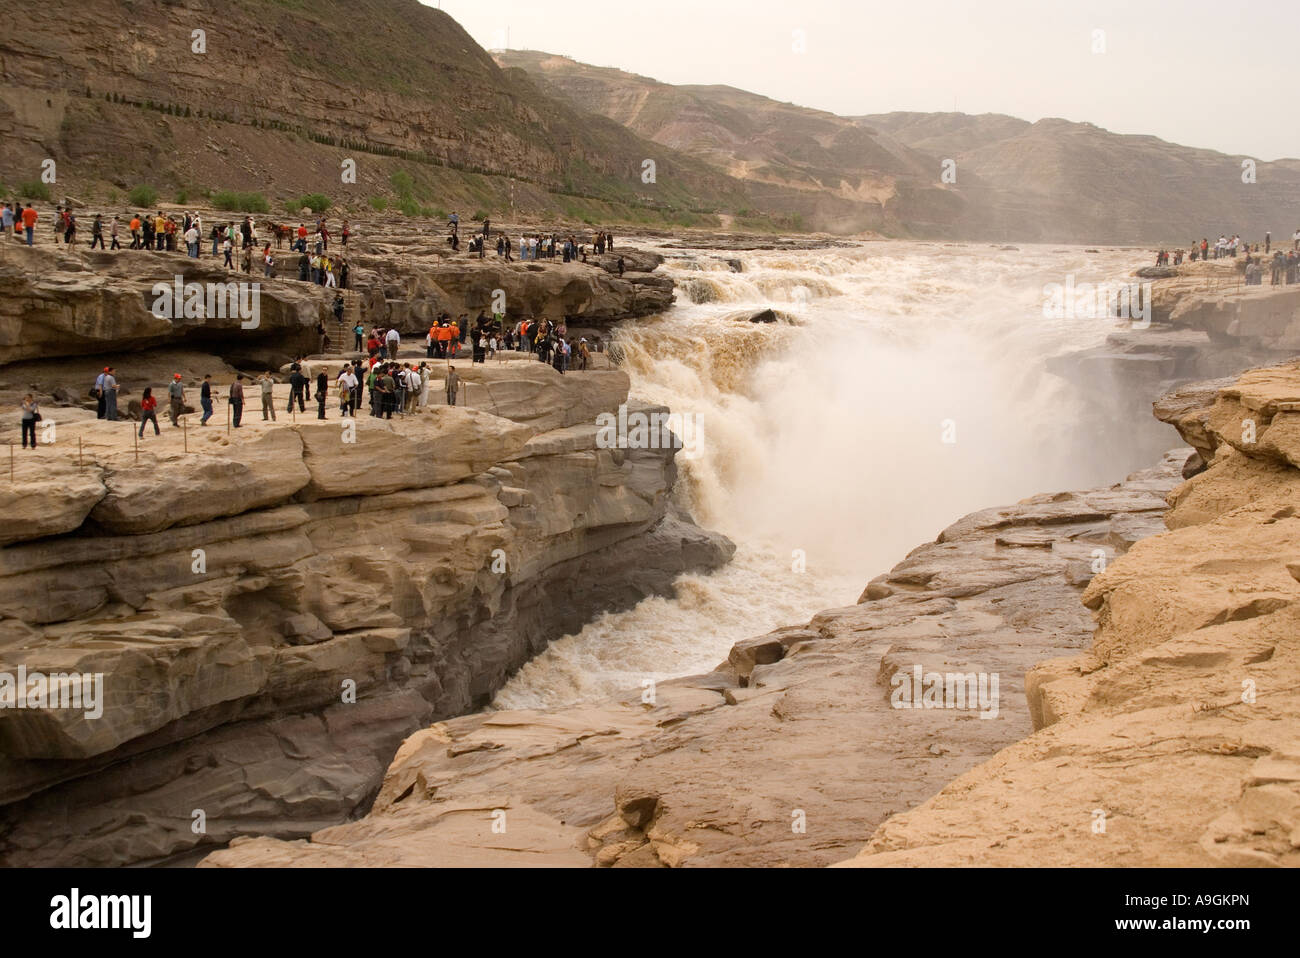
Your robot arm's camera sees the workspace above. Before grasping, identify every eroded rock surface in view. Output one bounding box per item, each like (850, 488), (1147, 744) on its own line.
(843, 361), (1300, 867)
(0, 364), (730, 866)
(201, 451), (1187, 867)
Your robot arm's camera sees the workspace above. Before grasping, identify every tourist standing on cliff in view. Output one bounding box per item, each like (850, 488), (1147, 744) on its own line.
(96, 367), (118, 421)
(417, 362), (431, 407)
(337, 365), (356, 417)
(229, 376), (245, 428)
(167, 374), (185, 427)
(386, 327), (400, 359)
(21, 204), (37, 246)
(257, 371), (276, 421)
(379, 365), (397, 419)
(199, 374), (215, 426)
(315, 370), (328, 420)
(445, 365), (459, 406)
(138, 387), (160, 437)
(1, 204), (13, 241)
(19, 394), (38, 450)
(93, 367), (110, 419)
(90, 214), (104, 249)
(288, 365), (307, 413)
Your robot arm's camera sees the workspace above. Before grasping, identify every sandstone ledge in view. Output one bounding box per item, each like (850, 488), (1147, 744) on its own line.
(200, 451), (1189, 867)
(0, 362), (731, 866)
(841, 361), (1300, 868)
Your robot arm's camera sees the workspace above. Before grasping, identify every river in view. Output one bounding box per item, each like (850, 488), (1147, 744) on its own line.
(493, 240), (1162, 709)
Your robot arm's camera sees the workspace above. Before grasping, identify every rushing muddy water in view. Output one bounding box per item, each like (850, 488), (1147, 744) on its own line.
(493, 241), (1163, 709)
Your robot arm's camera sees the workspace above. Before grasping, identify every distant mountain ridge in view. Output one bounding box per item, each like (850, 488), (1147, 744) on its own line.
(498, 51), (1300, 243)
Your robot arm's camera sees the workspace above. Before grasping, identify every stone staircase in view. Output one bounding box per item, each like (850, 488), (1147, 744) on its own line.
(323, 290), (363, 355)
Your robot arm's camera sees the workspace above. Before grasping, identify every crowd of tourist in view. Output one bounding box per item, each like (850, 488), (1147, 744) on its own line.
(6, 197), (628, 449)
(36, 311), (605, 444)
(1151, 229), (1300, 286)
(1153, 228), (1300, 268)
(444, 211), (616, 265)
(1, 201), (355, 288)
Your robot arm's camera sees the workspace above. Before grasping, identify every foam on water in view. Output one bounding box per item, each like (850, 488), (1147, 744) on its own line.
(493, 241), (1156, 710)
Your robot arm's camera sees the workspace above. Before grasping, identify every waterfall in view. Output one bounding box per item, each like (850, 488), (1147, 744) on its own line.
(494, 241), (1158, 710)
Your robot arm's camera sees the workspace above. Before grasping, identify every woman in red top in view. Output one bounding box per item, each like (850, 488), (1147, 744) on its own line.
(138, 387), (160, 437)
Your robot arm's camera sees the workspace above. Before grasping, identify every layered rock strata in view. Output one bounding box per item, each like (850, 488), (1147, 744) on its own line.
(844, 361), (1300, 867)
(0, 363), (730, 866)
(200, 450), (1189, 867)
(0, 236), (672, 368)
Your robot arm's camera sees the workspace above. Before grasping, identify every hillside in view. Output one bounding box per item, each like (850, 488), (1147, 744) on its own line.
(862, 112), (1300, 243)
(494, 50), (962, 236)
(498, 51), (1300, 243)
(0, 0), (777, 229)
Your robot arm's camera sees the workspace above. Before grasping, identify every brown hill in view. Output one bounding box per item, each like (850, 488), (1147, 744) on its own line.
(0, 0), (778, 230)
(494, 50), (961, 235)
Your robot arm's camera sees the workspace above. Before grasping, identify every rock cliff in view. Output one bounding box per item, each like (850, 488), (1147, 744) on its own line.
(843, 361), (1300, 867)
(198, 448), (1189, 867)
(0, 235), (672, 367)
(203, 361), (1300, 870)
(1047, 258), (1300, 467)
(0, 362), (732, 866)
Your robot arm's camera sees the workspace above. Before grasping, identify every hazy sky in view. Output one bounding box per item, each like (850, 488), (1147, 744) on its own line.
(428, 0), (1297, 161)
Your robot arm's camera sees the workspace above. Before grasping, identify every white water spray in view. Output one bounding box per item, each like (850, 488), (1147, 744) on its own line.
(494, 241), (1158, 710)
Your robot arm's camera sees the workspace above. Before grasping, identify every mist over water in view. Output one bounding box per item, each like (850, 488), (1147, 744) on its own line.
(493, 241), (1160, 710)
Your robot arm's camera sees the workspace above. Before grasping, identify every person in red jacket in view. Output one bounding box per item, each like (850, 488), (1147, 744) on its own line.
(138, 387), (160, 437)
(20, 204), (38, 246)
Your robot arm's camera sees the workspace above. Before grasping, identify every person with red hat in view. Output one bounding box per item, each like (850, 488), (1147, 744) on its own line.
(167, 373), (186, 427)
(98, 367), (119, 421)
(93, 366), (112, 420)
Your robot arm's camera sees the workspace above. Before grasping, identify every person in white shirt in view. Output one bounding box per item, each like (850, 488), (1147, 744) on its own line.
(184, 226), (200, 257)
(336, 366), (358, 416)
(402, 366), (419, 413)
(385, 327), (401, 359)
